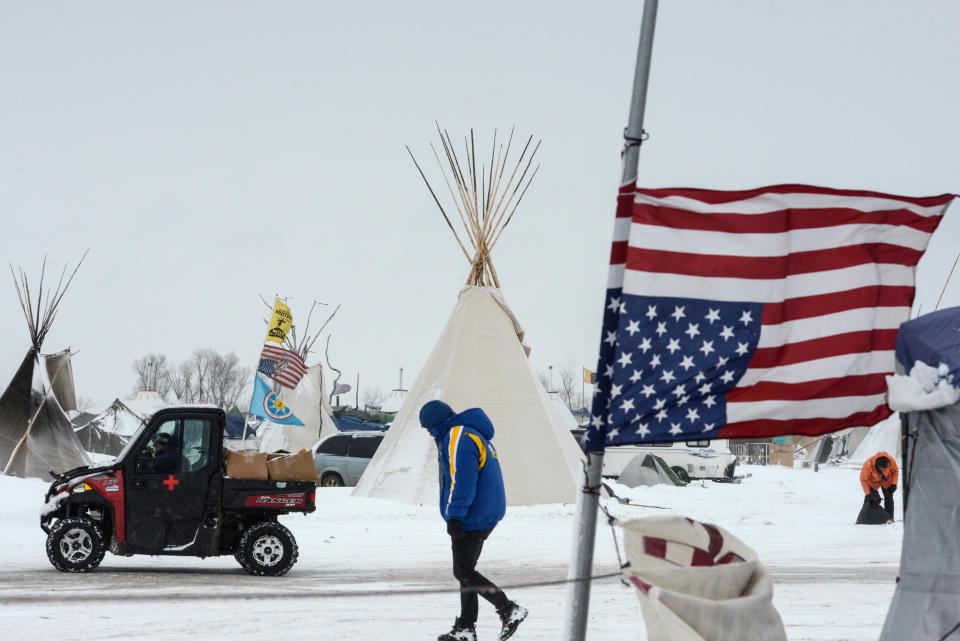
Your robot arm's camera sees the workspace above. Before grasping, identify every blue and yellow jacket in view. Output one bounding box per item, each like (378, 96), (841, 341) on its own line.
(425, 407), (506, 531)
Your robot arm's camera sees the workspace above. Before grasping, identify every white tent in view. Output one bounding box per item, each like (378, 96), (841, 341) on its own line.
(355, 129), (582, 506)
(2, 257), (90, 478)
(74, 398), (146, 456)
(257, 364), (337, 453)
(841, 413), (902, 470)
(353, 285), (584, 506)
(548, 390), (579, 431)
(381, 388), (407, 414)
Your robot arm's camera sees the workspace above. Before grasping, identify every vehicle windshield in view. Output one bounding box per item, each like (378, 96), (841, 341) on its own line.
(112, 415), (153, 463)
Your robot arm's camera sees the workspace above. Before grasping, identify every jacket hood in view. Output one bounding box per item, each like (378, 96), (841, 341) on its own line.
(425, 407), (495, 441)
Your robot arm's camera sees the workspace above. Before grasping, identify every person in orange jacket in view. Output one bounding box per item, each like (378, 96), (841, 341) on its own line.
(860, 451), (899, 521)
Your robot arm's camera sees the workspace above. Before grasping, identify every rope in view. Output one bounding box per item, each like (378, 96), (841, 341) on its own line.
(598, 502), (632, 586)
(0, 570), (625, 605)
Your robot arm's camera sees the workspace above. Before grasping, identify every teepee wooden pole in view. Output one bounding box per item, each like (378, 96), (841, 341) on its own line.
(406, 146), (473, 263)
(431, 143), (478, 250)
(935, 250), (960, 311)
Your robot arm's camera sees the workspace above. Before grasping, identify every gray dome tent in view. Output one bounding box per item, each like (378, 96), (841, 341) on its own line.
(617, 453), (686, 488)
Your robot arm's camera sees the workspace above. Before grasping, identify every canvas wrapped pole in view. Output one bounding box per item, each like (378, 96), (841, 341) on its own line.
(564, 2), (658, 640)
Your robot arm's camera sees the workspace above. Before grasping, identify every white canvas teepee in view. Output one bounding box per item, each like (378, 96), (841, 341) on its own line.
(354, 286), (583, 506)
(381, 388), (407, 414)
(354, 127), (583, 506)
(257, 364), (337, 452)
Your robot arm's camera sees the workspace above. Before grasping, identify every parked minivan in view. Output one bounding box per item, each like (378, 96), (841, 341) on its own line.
(601, 439), (737, 482)
(313, 431), (385, 487)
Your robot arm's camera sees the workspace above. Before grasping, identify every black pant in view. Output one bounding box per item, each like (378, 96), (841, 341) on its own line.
(451, 528), (509, 624)
(882, 487), (895, 520)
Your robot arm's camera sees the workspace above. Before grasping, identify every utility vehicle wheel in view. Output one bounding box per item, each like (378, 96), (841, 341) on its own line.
(46, 516), (106, 572)
(671, 467), (691, 484)
(321, 473), (344, 488)
(237, 521), (298, 576)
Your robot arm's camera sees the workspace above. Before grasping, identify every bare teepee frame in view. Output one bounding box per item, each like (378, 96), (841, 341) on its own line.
(10, 251), (87, 352)
(407, 125), (541, 287)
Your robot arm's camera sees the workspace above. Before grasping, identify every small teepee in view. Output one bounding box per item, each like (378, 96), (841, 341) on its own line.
(256, 301), (339, 452)
(354, 127), (583, 506)
(1, 256), (91, 478)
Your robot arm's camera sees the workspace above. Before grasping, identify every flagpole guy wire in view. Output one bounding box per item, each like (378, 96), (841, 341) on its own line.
(564, 2), (659, 641)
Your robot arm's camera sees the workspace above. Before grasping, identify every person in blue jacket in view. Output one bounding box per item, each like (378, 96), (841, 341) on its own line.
(420, 400), (528, 641)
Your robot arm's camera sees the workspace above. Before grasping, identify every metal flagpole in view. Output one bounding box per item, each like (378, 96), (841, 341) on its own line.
(564, 2), (659, 640)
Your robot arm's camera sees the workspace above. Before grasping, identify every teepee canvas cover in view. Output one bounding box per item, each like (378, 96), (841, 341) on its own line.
(74, 398), (145, 457)
(355, 128), (582, 506)
(2, 255), (90, 478)
(353, 285), (584, 506)
(257, 364), (337, 453)
(879, 306), (960, 641)
(0, 349), (90, 478)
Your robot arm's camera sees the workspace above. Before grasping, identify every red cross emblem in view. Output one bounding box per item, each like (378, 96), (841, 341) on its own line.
(163, 475), (180, 491)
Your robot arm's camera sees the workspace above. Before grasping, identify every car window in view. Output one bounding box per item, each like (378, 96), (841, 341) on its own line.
(135, 419), (181, 474)
(317, 435), (350, 456)
(348, 435), (382, 459)
(649, 442), (672, 447)
(685, 440), (710, 448)
(182, 418), (212, 472)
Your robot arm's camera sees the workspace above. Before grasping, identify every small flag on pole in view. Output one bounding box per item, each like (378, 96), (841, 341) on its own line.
(265, 299), (293, 344)
(257, 343), (307, 390)
(586, 184), (956, 451)
(248, 374), (304, 425)
(583, 368), (597, 385)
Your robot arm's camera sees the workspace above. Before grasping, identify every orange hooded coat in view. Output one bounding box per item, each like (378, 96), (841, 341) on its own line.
(860, 451), (899, 494)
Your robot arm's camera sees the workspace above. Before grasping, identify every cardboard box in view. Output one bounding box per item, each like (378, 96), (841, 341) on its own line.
(769, 444), (795, 468)
(225, 450), (269, 479)
(266, 448), (319, 481)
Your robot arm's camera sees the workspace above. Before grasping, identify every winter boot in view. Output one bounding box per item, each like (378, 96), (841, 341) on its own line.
(437, 617), (477, 641)
(496, 601), (528, 641)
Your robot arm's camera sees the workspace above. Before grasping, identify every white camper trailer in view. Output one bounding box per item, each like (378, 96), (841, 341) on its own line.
(602, 439), (737, 483)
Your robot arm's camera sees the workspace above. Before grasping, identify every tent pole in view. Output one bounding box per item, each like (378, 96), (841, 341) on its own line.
(564, 2), (658, 640)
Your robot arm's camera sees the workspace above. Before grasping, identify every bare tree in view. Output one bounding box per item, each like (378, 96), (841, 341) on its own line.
(190, 349), (250, 409)
(168, 361), (197, 403)
(132, 354), (173, 397)
(363, 387), (386, 409)
(558, 367), (578, 409)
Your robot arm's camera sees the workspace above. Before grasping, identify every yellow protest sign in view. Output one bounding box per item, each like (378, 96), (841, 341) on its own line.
(266, 299), (293, 344)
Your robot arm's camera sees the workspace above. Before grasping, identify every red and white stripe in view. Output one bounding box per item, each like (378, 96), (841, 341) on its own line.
(610, 183), (956, 438)
(260, 343), (307, 389)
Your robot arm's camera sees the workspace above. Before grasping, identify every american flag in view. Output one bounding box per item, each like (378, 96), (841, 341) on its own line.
(257, 343), (307, 390)
(586, 184), (956, 451)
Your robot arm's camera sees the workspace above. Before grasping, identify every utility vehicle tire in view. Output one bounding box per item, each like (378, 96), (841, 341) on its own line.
(46, 516), (106, 572)
(321, 473), (344, 488)
(237, 521), (298, 576)
(671, 467), (691, 484)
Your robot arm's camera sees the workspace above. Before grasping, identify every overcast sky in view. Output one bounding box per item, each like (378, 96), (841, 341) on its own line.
(1, 1), (958, 410)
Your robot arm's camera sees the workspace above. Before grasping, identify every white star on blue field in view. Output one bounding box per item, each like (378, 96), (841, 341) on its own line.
(587, 290), (762, 449)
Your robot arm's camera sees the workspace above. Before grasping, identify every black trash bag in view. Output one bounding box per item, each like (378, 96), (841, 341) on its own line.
(856, 495), (892, 524)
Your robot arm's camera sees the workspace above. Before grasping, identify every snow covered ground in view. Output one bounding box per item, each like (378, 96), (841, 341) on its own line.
(0, 465), (901, 641)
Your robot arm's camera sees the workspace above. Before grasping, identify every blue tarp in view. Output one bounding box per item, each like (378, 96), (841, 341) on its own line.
(895, 305), (960, 380)
(225, 414), (257, 438)
(333, 415), (389, 432)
